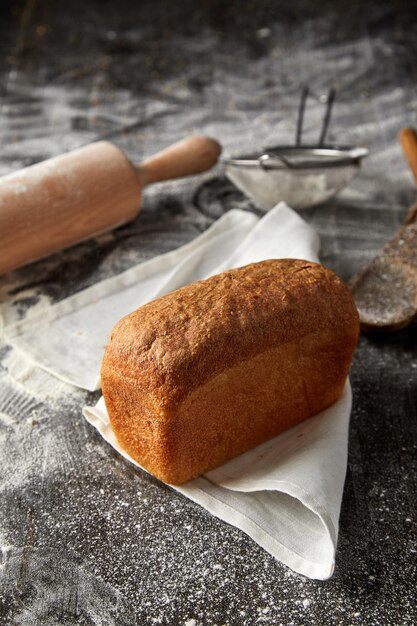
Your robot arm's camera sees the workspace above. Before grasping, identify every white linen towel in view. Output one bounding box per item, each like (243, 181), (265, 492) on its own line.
(4, 203), (351, 579)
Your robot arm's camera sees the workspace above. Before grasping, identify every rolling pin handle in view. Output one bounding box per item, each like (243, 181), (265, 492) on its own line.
(137, 135), (222, 187)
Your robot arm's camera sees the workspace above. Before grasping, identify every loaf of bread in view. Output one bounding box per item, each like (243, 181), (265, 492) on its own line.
(101, 259), (359, 485)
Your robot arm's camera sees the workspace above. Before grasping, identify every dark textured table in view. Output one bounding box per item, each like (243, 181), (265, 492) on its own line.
(1, 1), (416, 624)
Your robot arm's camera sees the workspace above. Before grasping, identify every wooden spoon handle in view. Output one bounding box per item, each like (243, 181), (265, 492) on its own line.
(399, 127), (417, 185)
(406, 198), (417, 225)
(137, 135), (222, 187)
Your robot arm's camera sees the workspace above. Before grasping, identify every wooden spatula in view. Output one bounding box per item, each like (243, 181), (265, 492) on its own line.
(350, 128), (417, 332)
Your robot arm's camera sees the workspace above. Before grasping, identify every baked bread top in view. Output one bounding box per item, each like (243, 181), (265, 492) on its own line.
(102, 259), (359, 411)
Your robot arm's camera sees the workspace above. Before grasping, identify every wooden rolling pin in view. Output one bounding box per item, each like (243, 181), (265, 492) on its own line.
(0, 135), (221, 275)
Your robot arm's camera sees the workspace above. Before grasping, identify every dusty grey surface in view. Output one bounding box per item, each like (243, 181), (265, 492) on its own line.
(0, 1), (416, 624)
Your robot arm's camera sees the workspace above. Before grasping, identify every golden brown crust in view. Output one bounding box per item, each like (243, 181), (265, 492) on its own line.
(101, 259), (359, 484)
(103, 260), (358, 407)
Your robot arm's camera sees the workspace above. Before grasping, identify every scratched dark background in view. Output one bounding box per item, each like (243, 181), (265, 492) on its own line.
(1, 1), (417, 624)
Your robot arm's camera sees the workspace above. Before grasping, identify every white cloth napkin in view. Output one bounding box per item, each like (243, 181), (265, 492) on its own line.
(4, 202), (351, 579)
(84, 384), (350, 580)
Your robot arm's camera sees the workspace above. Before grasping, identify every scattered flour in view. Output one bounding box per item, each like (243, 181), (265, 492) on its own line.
(0, 410), (15, 428)
(0, 348), (82, 492)
(1, 347), (75, 406)
(0, 290), (52, 329)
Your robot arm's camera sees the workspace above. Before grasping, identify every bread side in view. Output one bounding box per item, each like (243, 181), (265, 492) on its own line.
(101, 259), (359, 484)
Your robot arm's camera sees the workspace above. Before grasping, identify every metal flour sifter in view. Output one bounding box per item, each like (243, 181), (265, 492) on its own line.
(224, 87), (368, 210)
